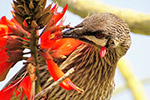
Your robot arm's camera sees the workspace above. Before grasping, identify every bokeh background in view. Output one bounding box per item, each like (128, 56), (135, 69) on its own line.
(0, 0), (150, 100)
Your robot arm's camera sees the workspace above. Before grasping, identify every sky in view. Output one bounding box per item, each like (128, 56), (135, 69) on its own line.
(0, 0), (150, 100)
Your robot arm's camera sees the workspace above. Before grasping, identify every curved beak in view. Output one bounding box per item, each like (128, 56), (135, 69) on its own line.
(62, 28), (108, 47)
(62, 28), (82, 39)
(62, 28), (108, 58)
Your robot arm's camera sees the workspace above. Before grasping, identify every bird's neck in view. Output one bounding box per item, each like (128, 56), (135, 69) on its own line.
(66, 43), (118, 81)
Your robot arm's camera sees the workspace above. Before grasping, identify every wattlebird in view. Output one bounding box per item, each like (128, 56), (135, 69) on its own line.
(41, 13), (131, 100)
(4, 13), (131, 100)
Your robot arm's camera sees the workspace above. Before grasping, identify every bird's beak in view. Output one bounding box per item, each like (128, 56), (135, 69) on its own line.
(62, 28), (93, 44)
(62, 28), (81, 39)
(63, 28), (108, 47)
(62, 28), (108, 58)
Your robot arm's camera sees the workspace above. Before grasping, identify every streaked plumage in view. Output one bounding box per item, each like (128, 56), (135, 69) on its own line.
(42, 13), (131, 100)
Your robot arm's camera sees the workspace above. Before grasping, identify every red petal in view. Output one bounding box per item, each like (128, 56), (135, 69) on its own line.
(0, 16), (14, 26)
(0, 62), (12, 75)
(100, 47), (106, 58)
(10, 18), (20, 26)
(0, 48), (14, 81)
(40, 31), (56, 49)
(56, 38), (82, 55)
(50, 38), (69, 49)
(53, 13), (64, 24)
(62, 4), (68, 13)
(0, 62), (14, 81)
(46, 59), (73, 90)
(51, 38), (82, 55)
(0, 25), (9, 36)
(46, 59), (83, 91)
(41, 31), (63, 49)
(41, 39), (56, 49)
(16, 76), (31, 99)
(23, 19), (28, 28)
(0, 37), (7, 48)
(41, 35), (82, 55)
(0, 49), (9, 63)
(41, 31), (51, 44)
(19, 91), (25, 100)
(0, 83), (17, 100)
(0, 16), (14, 33)
(41, 38), (68, 49)
(46, 59), (64, 80)
(51, 4), (58, 13)
(52, 4), (68, 24)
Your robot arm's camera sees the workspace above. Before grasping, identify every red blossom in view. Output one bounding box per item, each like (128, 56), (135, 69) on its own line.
(16, 76), (32, 100)
(51, 3), (58, 13)
(0, 3), (83, 100)
(0, 59), (14, 81)
(41, 4), (83, 91)
(52, 4), (68, 24)
(46, 59), (73, 90)
(46, 59), (83, 92)
(43, 4), (68, 33)
(0, 16), (30, 99)
(0, 16), (28, 81)
(0, 83), (17, 100)
(0, 76), (32, 100)
(0, 16), (15, 33)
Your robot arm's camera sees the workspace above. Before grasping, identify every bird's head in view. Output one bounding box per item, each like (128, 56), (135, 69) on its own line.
(63, 13), (131, 58)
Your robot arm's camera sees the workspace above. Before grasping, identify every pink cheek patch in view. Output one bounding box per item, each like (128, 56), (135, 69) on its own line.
(100, 47), (106, 58)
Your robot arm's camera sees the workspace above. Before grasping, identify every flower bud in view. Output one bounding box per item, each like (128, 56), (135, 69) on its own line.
(7, 50), (23, 62)
(5, 35), (23, 51)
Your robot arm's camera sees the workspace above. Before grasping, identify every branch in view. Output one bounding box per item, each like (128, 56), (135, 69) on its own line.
(52, 0), (150, 35)
(117, 58), (147, 100)
(34, 68), (75, 99)
(113, 77), (150, 97)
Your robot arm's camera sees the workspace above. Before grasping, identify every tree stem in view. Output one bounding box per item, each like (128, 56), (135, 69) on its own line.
(30, 29), (42, 94)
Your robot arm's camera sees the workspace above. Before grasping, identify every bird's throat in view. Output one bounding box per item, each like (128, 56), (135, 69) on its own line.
(56, 43), (118, 100)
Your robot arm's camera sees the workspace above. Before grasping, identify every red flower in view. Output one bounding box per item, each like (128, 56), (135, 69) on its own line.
(40, 4), (83, 91)
(0, 16), (28, 81)
(0, 3), (83, 100)
(41, 4), (82, 56)
(16, 76), (32, 100)
(0, 82), (17, 100)
(0, 76), (32, 100)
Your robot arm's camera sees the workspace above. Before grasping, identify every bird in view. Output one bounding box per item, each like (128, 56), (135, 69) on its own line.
(40, 13), (131, 100)
(4, 12), (131, 100)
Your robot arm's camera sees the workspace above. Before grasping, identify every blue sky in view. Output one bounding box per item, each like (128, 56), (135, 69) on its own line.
(0, 0), (150, 100)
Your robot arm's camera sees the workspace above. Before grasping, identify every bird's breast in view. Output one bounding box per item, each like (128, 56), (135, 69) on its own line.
(46, 43), (118, 100)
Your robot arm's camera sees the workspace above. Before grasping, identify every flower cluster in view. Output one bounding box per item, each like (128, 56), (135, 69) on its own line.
(0, 0), (82, 99)
(0, 16), (29, 81)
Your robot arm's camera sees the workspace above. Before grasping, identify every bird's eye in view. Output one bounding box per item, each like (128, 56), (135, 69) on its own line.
(109, 39), (115, 46)
(95, 33), (104, 39)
